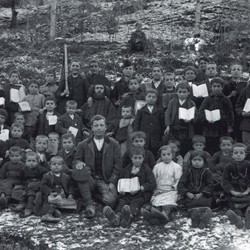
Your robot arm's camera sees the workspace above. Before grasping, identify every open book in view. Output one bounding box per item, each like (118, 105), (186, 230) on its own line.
(192, 84), (208, 97)
(134, 100), (147, 115)
(178, 107), (195, 121)
(0, 129), (9, 141)
(117, 177), (140, 193)
(18, 101), (31, 112)
(205, 109), (221, 122)
(10, 86), (26, 103)
(0, 97), (5, 106)
(243, 98), (250, 113)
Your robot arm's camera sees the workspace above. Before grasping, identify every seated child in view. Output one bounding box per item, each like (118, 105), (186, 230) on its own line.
(48, 132), (60, 156)
(34, 156), (76, 222)
(0, 146), (25, 209)
(222, 143), (250, 229)
(103, 146), (156, 227)
(141, 145), (182, 225)
(183, 135), (211, 169)
(122, 131), (156, 169)
(167, 139), (184, 167)
(39, 69), (58, 99)
(178, 150), (213, 228)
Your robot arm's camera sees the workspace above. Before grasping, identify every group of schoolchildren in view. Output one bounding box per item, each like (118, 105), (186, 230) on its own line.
(0, 56), (250, 230)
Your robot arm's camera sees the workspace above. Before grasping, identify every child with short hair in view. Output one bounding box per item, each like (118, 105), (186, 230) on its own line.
(103, 146), (156, 227)
(0, 108), (9, 131)
(141, 145), (182, 225)
(34, 156), (76, 222)
(37, 96), (60, 136)
(222, 143), (250, 229)
(34, 135), (50, 169)
(167, 139), (184, 167)
(22, 80), (45, 138)
(56, 100), (84, 145)
(165, 81), (197, 156)
(178, 150), (213, 228)
(183, 135), (211, 168)
(194, 57), (209, 83)
(13, 112), (31, 142)
(122, 131), (156, 169)
(0, 146), (25, 209)
(198, 77), (234, 155)
(184, 66), (197, 83)
(134, 89), (165, 157)
(39, 69), (58, 98)
(48, 132), (60, 156)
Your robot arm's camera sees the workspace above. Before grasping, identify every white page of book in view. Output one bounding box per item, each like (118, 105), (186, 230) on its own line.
(68, 126), (78, 138)
(18, 101), (31, 112)
(117, 177), (140, 193)
(0, 97), (5, 106)
(10, 88), (20, 103)
(178, 107), (195, 121)
(48, 115), (58, 125)
(243, 99), (250, 113)
(0, 129), (9, 141)
(19, 86), (26, 101)
(134, 100), (147, 115)
(192, 84), (208, 97)
(205, 109), (221, 122)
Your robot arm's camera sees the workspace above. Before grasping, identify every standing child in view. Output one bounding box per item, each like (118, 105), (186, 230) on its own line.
(134, 89), (165, 157)
(178, 150), (213, 228)
(222, 143), (250, 229)
(162, 72), (176, 111)
(0, 108), (9, 131)
(39, 69), (58, 99)
(198, 77), (234, 155)
(141, 145), (182, 225)
(103, 146), (156, 227)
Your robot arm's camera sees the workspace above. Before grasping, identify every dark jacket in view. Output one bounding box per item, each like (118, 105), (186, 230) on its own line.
(111, 77), (130, 103)
(57, 147), (76, 169)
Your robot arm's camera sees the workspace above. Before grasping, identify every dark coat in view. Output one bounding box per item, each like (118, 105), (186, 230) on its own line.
(74, 136), (122, 185)
(111, 77), (130, 103)
(57, 147), (76, 169)
(134, 105), (165, 150)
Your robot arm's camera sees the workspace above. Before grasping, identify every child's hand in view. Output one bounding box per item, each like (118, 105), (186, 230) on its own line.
(39, 108), (45, 114)
(67, 130), (72, 134)
(231, 190), (243, 197)
(119, 191), (125, 196)
(140, 186), (145, 192)
(75, 162), (86, 170)
(227, 126), (233, 134)
(83, 131), (90, 137)
(229, 91), (237, 97)
(194, 193), (203, 200)
(186, 192), (195, 199)
(5, 150), (9, 158)
(183, 119), (191, 123)
(115, 100), (121, 106)
(164, 126), (170, 134)
(108, 183), (116, 195)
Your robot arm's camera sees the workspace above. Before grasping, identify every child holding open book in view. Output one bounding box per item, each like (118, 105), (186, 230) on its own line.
(103, 146), (156, 228)
(198, 77), (234, 155)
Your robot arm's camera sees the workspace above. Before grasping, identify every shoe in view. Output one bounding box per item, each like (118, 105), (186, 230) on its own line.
(85, 205), (95, 218)
(41, 214), (61, 223)
(120, 205), (131, 228)
(188, 208), (200, 228)
(20, 208), (32, 218)
(103, 206), (120, 227)
(226, 209), (244, 229)
(11, 203), (25, 212)
(0, 193), (7, 209)
(198, 207), (213, 229)
(141, 208), (160, 225)
(151, 207), (169, 224)
(245, 206), (250, 229)
(53, 209), (61, 218)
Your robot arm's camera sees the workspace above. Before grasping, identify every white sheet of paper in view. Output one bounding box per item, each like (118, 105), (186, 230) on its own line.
(179, 107), (195, 121)
(205, 109), (221, 122)
(192, 84), (208, 97)
(19, 86), (26, 101)
(48, 115), (58, 125)
(0, 97), (5, 106)
(10, 88), (20, 103)
(117, 177), (140, 193)
(134, 100), (147, 115)
(18, 101), (31, 111)
(68, 126), (78, 138)
(0, 129), (9, 141)
(243, 99), (250, 113)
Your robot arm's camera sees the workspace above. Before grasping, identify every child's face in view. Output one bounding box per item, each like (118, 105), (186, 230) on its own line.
(9, 73), (20, 84)
(128, 80), (140, 92)
(168, 143), (178, 153)
(232, 147), (246, 162)
(193, 142), (205, 151)
(152, 67), (162, 81)
(231, 64), (242, 79)
(164, 74), (175, 87)
(211, 82), (223, 95)
(199, 60), (207, 71)
(220, 140), (233, 154)
(145, 93), (157, 105)
(14, 115), (25, 124)
(49, 135), (59, 144)
(191, 156), (204, 169)
(132, 137), (145, 148)
(70, 62), (81, 75)
(44, 100), (56, 111)
(9, 152), (22, 164)
(62, 138), (74, 151)
(121, 107), (133, 119)
(26, 155), (39, 169)
(36, 139), (48, 152)
(123, 66), (134, 77)
(0, 115), (6, 125)
(131, 154), (144, 168)
(94, 85), (105, 95)
(185, 70), (196, 81)
(11, 127), (23, 138)
(206, 64), (217, 78)
(28, 83), (39, 94)
(66, 104), (77, 115)
(50, 159), (63, 173)
(45, 73), (55, 84)
(161, 149), (173, 164)
(90, 62), (100, 74)
(176, 88), (189, 101)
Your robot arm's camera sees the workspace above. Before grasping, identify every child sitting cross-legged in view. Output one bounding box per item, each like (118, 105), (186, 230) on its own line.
(177, 150), (214, 229)
(103, 146), (156, 228)
(34, 156), (77, 222)
(141, 145), (182, 225)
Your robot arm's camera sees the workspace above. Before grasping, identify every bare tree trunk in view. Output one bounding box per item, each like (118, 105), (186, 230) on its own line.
(9, 0), (18, 29)
(194, 0), (201, 36)
(50, 0), (57, 42)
